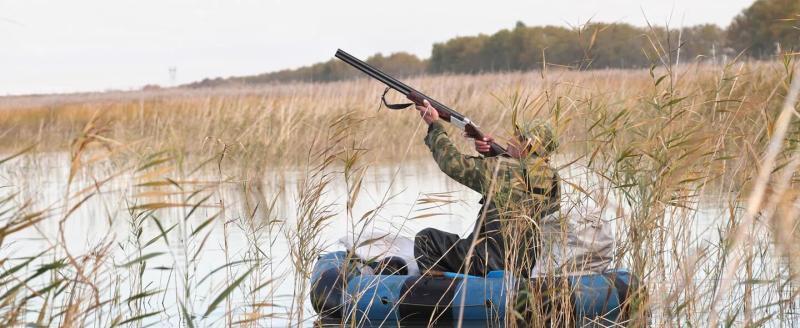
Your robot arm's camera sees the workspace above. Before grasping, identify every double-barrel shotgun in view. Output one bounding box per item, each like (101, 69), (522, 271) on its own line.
(334, 49), (506, 157)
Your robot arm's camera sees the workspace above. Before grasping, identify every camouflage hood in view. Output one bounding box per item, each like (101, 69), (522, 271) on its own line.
(515, 119), (558, 157)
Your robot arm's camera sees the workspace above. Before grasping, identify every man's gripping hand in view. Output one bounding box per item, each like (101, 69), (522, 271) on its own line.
(415, 99), (439, 125)
(474, 135), (494, 154)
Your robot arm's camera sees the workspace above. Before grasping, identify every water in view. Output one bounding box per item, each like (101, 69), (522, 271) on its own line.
(1, 151), (797, 326)
(0, 152), (485, 326)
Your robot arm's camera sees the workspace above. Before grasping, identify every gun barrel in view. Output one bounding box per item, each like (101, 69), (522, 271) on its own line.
(334, 49), (411, 95)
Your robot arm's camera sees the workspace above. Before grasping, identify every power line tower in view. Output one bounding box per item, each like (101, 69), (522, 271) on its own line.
(168, 66), (177, 86)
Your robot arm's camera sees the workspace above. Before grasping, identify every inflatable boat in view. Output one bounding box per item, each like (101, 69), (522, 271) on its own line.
(311, 251), (642, 326)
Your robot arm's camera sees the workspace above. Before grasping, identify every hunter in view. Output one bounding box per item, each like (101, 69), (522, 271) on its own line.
(412, 100), (561, 277)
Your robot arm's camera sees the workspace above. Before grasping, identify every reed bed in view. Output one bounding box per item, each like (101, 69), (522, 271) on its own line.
(0, 54), (799, 326)
(1, 61), (785, 172)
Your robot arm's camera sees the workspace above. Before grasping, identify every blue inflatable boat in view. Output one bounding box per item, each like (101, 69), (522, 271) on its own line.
(311, 251), (643, 326)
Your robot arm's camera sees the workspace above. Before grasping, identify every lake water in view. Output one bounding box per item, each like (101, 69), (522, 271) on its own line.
(1, 152), (797, 326)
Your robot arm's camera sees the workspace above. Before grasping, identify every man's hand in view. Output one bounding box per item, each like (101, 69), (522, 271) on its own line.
(474, 135), (494, 154)
(415, 99), (439, 125)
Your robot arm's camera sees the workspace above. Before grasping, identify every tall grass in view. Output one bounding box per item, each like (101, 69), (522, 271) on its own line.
(1, 60), (787, 172)
(0, 52), (798, 326)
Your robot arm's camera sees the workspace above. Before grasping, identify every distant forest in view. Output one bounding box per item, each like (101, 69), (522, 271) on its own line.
(186, 0), (798, 88)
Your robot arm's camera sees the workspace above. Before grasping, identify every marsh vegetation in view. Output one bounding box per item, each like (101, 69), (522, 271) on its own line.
(1, 53), (799, 326)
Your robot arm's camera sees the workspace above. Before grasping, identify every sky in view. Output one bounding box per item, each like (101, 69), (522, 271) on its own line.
(0, 0), (755, 96)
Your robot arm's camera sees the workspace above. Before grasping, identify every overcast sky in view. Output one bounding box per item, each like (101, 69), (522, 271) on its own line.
(0, 0), (754, 95)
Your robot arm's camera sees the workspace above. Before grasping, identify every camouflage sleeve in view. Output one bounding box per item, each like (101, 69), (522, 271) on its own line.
(424, 122), (489, 193)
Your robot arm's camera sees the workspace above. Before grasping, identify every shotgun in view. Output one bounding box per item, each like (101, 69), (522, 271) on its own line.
(334, 49), (506, 157)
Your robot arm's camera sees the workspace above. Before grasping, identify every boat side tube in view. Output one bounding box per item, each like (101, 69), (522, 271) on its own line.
(311, 251), (638, 325)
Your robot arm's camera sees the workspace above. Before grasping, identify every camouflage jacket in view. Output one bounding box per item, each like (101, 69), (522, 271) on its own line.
(424, 122), (560, 220)
(424, 122), (616, 276)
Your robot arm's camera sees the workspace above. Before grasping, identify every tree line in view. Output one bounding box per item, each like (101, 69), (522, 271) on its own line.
(187, 0), (798, 88)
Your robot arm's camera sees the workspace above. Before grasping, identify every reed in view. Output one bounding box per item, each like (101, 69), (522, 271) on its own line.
(0, 53), (798, 326)
(0, 60), (788, 174)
